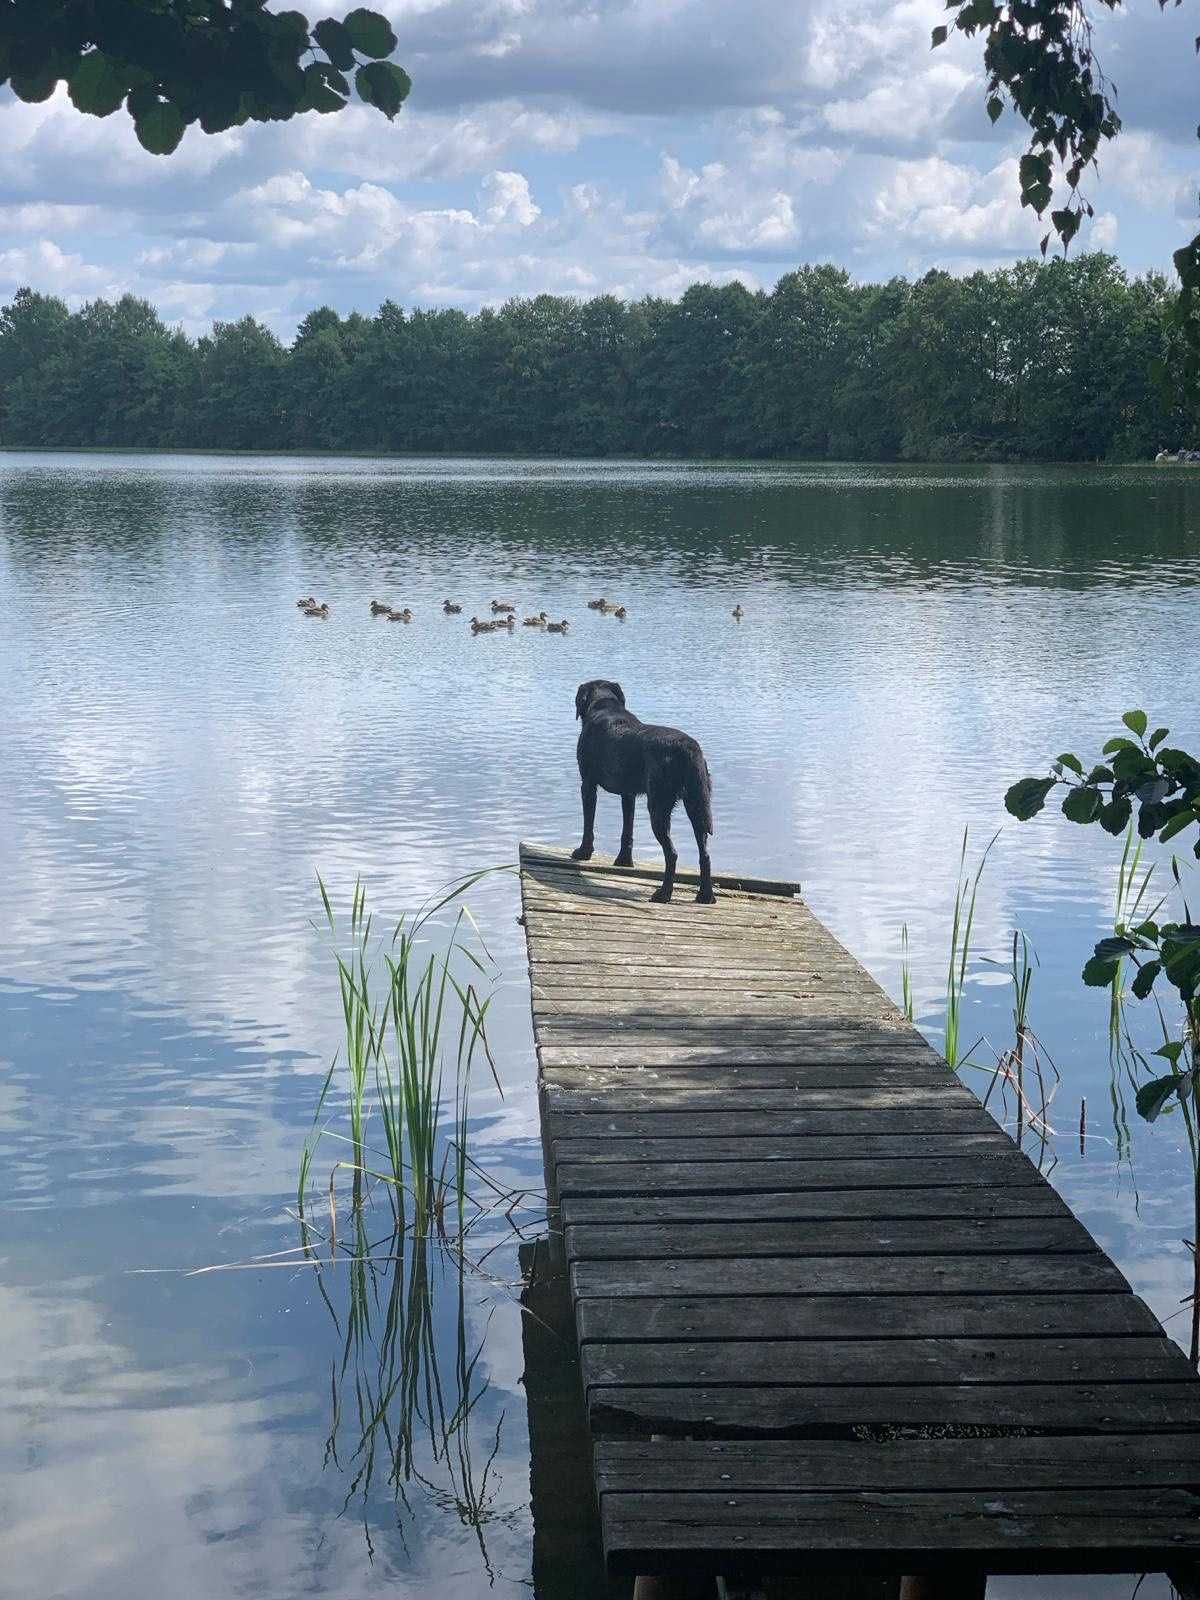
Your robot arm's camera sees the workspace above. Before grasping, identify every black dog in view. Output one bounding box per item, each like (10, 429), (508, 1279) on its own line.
(572, 680), (715, 903)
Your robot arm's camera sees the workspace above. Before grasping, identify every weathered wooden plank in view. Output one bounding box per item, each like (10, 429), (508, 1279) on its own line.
(587, 1380), (1200, 1439)
(541, 1063), (957, 1092)
(544, 1083), (980, 1113)
(560, 1185), (1069, 1225)
(582, 1335), (1193, 1389)
(547, 1107), (992, 1138)
(541, 1042), (930, 1068)
(556, 1153), (1040, 1196)
(553, 1131), (1013, 1163)
(537, 1007), (902, 1036)
(576, 1292), (1160, 1344)
(537, 993), (886, 1015)
(599, 1487), (1200, 1574)
(571, 1254), (1130, 1299)
(594, 1433), (1200, 1493)
(564, 1216), (1097, 1262)
(520, 844), (801, 897)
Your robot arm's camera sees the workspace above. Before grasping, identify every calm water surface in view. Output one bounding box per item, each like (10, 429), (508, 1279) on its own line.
(2, 453), (1199, 1600)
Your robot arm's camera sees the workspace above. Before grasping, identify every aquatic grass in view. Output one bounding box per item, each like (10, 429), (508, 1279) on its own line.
(980, 931), (1059, 1154)
(302, 867), (510, 1239)
(900, 922), (914, 1023)
(943, 827), (999, 1069)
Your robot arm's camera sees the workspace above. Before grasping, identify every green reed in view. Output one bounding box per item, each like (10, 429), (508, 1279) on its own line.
(900, 921), (914, 1022)
(943, 828), (999, 1069)
(302, 869), (504, 1236)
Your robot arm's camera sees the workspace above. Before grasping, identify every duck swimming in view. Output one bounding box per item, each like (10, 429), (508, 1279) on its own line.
(470, 616), (498, 634)
(370, 600), (392, 615)
(388, 608), (413, 622)
(303, 602), (330, 618)
(732, 605), (744, 620)
(443, 600), (462, 614)
(491, 600), (516, 615)
(546, 619), (569, 634)
(296, 595), (317, 608)
(523, 611), (548, 627)
(587, 597), (606, 610)
(613, 605), (627, 620)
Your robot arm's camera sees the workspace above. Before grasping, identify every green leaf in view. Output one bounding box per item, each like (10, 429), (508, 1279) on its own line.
(986, 94), (1003, 123)
(1122, 709), (1148, 738)
(1154, 1040), (1186, 1066)
(1005, 776), (1055, 821)
(1159, 808), (1198, 844)
(11, 69), (59, 103)
(1102, 737), (1138, 756)
(1057, 753), (1084, 776)
(69, 51), (126, 118)
(931, 24), (948, 47)
(344, 8), (398, 58)
(1136, 1073), (1185, 1123)
(355, 60), (411, 118)
(300, 62), (346, 113)
(1062, 785), (1102, 824)
(134, 99), (186, 156)
(1083, 955), (1120, 987)
(314, 17), (356, 71)
(1162, 927), (1200, 1002)
(1150, 727), (1170, 751)
(1099, 795), (1132, 835)
(1131, 960), (1162, 1000)
(1086, 765), (1114, 784)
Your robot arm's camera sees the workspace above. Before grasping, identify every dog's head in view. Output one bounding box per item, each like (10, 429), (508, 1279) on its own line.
(575, 679), (626, 720)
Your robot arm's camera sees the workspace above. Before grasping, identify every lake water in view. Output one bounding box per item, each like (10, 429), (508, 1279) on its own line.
(2, 451), (1198, 1600)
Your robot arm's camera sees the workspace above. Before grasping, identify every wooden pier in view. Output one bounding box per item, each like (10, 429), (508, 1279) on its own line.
(518, 842), (1200, 1587)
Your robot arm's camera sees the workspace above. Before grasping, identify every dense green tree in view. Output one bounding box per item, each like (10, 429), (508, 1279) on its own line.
(0, 255), (1193, 462)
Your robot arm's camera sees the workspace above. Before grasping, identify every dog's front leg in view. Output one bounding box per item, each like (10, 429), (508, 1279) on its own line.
(614, 793), (635, 867)
(572, 780), (597, 861)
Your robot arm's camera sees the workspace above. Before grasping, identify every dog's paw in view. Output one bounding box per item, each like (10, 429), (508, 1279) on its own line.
(613, 852), (634, 868)
(695, 888), (717, 905)
(570, 846), (594, 861)
(649, 886), (673, 904)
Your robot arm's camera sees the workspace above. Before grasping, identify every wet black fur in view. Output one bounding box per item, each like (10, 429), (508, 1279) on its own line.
(572, 679), (715, 904)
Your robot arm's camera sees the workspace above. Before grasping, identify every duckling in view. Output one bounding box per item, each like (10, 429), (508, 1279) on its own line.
(370, 599), (392, 615)
(546, 619), (569, 634)
(501, 613), (515, 630)
(443, 599), (462, 614)
(387, 607), (413, 622)
(296, 595), (317, 608)
(613, 605), (627, 620)
(470, 616), (497, 634)
(491, 599), (516, 615)
(732, 604), (744, 620)
(303, 602), (330, 618)
(587, 597), (606, 610)
(599, 600), (621, 614)
(522, 611), (548, 627)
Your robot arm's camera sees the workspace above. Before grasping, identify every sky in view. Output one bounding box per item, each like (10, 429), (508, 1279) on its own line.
(0, 0), (1198, 338)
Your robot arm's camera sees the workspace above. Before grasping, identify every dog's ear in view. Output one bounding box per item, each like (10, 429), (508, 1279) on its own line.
(608, 681), (626, 708)
(575, 683), (590, 720)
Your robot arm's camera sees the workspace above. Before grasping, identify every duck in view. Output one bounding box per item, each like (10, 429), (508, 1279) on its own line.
(613, 605), (627, 620)
(470, 616), (497, 634)
(587, 597), (607, 610)
(732, 605), (744, 620)
(546, 619), (569, 634)
(501, 613), (515, 630)
(387, 607), (413, 622)
(296, 595), (317, 608)
(443, 600), (462, 614)
(370, 599), (392, 615)
(523, 611), (548, 627)
(491, 599), (516, 615)
(599, 600), (621, 614)
(303, 602), (330, 618)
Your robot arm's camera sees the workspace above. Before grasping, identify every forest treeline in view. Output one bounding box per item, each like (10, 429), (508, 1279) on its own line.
(0, 254), (1194, 461)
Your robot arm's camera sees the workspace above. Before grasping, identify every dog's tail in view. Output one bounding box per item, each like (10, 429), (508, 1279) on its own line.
(685, 756), (715, 837)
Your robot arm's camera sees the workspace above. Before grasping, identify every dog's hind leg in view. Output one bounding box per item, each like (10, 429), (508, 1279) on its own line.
(614, 793), (636, 867)
(647, 798), (678, 903)
(571, 780), (597, 861)
(684, 791), (716, 905)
